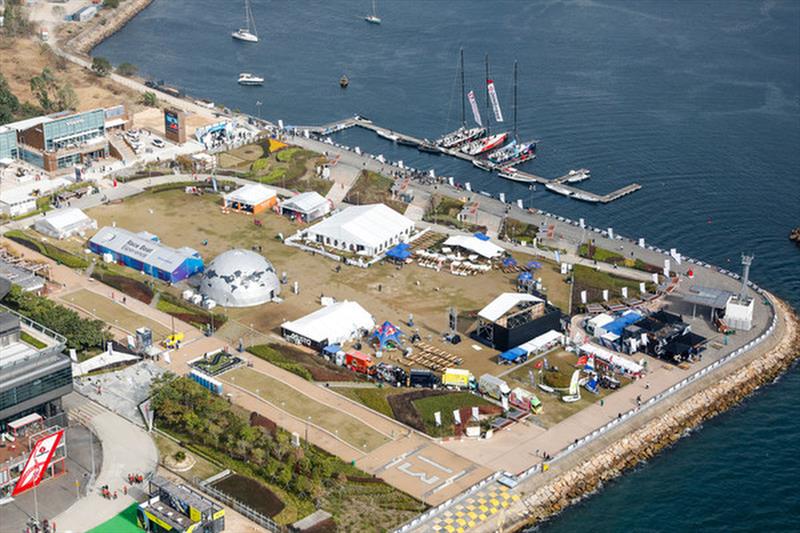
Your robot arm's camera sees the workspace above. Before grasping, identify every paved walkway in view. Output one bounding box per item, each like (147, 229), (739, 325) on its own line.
(324, 163), (361, 205)
(54, 395), (158, 533)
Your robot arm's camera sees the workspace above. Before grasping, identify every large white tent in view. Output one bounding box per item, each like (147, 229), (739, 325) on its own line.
(303, 204), (414, 256)
(279, 191), (330, 222)
(281, 301), (375, 349)
(34, 207), (96, 239)
(478, 293), (544, 322)
(443, 235), (504, 259)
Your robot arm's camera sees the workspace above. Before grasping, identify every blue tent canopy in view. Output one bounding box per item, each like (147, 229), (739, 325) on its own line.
(499, 347), (527, 362)
(372, 321), (403, 349)
(527, 261), (542, 269)
(503, 257), (518, 267)
(386, 243), (412, 261)
(323, 344), (341, 355)
(473, 232), (490, 241)
(518, 271), (533, 282)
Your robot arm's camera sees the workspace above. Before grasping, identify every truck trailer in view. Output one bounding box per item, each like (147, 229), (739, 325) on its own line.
(441, 368), (476, 390)
(345, 351), (375, 376)
(509, 387), (542, 414)
(478, 374), (511, 401)
(409, 369), (439, 388)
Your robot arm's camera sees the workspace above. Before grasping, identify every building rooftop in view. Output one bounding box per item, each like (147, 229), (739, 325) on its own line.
(478, 293), (544, 323)
(90, 226), (201, 274)
(683, 285), (733, 310)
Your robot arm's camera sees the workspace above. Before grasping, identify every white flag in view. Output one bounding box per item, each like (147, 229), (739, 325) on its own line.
(467, 90), (483, 127)
(554, 250), (561, 264)
(640, 282), (646, 293)
(434, 411), (442, 427)
(580, 290), (587, 304)
(602, 289), (609, 301)
(453, 409), (462, 425)
(501, 395), (509, 412)
(621, 287), (628, 298)
(471, 406), (479, 420)
(487, 80), (504, 122)
(607, 227), (614, 239)
(638, 237), (645, 248)
(579, 218), (585, 228)
(651, 273), (658, 284)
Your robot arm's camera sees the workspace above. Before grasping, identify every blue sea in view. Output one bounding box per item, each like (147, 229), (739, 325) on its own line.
(95, 1), (800, 530)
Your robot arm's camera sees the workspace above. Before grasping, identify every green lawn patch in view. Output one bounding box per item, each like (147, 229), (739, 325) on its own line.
(579, 243), (661, 273)
(4, 229), (88, 269)
(156, 291), (227, 330)
(87, 503), (141, 533)
(248, 344), (313, 381)
(20, 331), (46, 349)
(572, 264), (656, 309)
(344, 170), (407, 213)
(337, 386), (400, 418)
(423, 194), (486, 233)
(500, 218), (538, 244)
(412, 392), (492, 437)
(91, 263), (155, 304)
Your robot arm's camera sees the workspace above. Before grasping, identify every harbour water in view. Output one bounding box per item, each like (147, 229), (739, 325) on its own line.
(95, 1), (800, 530)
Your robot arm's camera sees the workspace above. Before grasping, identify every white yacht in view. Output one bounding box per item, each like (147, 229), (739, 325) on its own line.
(232, 0), (259, 42)
(238, 73), (264, 86)
(364, 0), (381, 24)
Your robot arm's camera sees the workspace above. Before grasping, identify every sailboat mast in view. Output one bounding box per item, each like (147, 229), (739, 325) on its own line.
(513, 60), (518, 141)
(485, 53), (491, 135)
(460, 48), (466, 128)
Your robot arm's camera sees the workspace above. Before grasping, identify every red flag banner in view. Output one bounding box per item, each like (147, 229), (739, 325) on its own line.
(11, 429), (64, 496)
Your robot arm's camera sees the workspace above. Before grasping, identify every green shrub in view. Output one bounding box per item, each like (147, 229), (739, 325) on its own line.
(4, 230), (88, 269)
(251, 157), (269, 173)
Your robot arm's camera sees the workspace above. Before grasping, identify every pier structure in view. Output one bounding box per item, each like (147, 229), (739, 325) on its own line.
(297, 116), (641, 204)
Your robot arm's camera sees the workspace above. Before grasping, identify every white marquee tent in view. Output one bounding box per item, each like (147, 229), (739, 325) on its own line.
(281, 301), (375, 348)
(303, 204), (414, 256)
(443, 235), (504, 259)
(34, 207), (97, 239)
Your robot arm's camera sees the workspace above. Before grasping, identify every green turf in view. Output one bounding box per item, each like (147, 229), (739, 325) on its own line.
(87, 502), (141, 533)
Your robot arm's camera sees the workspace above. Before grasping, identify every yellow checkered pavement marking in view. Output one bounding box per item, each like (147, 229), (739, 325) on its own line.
(429, 483), (519, 531)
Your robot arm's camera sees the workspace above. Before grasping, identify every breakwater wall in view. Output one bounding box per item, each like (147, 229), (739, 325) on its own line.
(506, 296), (799, 531)
(65, 0), (153, 55)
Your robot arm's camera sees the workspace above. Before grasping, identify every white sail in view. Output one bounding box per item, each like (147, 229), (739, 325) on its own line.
(487, 79), (504, 123)
(569, 369), (580, 395)
(467, 90), (483, 127)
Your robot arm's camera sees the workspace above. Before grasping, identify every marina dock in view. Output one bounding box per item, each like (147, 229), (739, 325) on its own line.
(299, 117), (642, 204)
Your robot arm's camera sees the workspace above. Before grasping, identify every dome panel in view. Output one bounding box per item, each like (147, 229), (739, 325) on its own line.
(199, 249), (280, 307)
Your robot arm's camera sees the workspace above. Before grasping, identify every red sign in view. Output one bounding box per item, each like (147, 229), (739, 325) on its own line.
(11, 429), (64, 496)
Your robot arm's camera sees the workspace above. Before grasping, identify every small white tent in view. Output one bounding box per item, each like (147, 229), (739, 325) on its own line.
(34, 207), (96, 239)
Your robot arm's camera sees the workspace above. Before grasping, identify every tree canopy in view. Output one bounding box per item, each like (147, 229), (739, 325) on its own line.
(0, 73), (21, 124)
(29, 68), (77, 113)
(2, 285), (107, 353)
(91, 57), (112, 77)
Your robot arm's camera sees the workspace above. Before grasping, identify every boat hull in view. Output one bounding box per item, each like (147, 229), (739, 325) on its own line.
(232, 31), (258, 42)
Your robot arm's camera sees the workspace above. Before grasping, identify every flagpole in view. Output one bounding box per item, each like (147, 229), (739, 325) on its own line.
(33, 480), (40, 525)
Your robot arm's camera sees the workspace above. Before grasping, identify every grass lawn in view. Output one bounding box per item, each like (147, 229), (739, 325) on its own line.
(412, 392), (492, 437)
(336, 386), (405, 418)
(579, 243), (660, 273)
(572, 264), (656, 309)
(504, 349), (630, 428)
(59, 288), (171, 339)
(501, 218), (538, 244)
(153, 433), (223, 482)
(86, 503), (141, 533)
(344, 170), (407, 213)
(223, 367), (391, 452)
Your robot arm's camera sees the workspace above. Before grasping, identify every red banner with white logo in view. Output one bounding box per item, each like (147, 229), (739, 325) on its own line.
(11, 429), (64, 496)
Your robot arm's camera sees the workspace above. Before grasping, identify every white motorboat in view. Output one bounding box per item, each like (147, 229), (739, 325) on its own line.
(232, 0), (259, 42)
(364, 0), (381, 24)
(238, 73), (264, 86)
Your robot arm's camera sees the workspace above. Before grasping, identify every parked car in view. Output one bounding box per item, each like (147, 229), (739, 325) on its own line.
(151, 137), (165, 148)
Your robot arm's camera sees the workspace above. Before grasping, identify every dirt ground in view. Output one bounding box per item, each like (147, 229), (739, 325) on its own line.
(223, 367), (391, 452)
(58, 287), (172, 339)
(84, 189), (571, 379)
(0, 37), (141, 113)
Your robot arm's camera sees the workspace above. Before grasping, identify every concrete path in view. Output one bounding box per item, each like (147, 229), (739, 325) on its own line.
(324, 163), (361, 205)
(54, 394), (158, 533)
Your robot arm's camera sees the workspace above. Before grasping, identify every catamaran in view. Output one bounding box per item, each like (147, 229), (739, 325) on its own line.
(232, 0), (258, 42)
(462, 54), (507, 155)
(364, 0), (381, 24)
(436, 49), (486, 149)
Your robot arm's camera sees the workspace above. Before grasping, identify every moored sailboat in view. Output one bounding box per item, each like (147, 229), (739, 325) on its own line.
(232, 0), (259, 42)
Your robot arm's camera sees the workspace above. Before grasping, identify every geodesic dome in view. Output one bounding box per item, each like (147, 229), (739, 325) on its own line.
(199, 249), (280, 307)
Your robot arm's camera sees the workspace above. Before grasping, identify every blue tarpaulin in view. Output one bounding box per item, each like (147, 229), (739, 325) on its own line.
(602, 312), (643, 336)
(499, 347), (527, 362)
(474, 232), (490, 241)
(503, 257), (518, 267)
(518, 271), (533, 283)
(527, 261), (542, 269)
(323, 344), (341, 355)
(386, 243), (412, 261)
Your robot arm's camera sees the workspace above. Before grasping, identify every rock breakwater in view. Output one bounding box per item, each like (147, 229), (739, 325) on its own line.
(510, 295), (799, 530)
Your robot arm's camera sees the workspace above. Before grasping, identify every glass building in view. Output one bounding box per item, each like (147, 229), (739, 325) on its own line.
(0, 128), (17, 160)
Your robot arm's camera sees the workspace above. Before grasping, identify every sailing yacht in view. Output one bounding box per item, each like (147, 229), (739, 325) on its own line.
(487, 61), (537, 167)
(365, 0), (381, 24)
(232, 0), (258, 42)
(436, 49), (486, 148)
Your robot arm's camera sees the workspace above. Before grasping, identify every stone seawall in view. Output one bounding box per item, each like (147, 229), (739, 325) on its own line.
(507, 295), (799, 531)
(65, 0), (153, 55)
